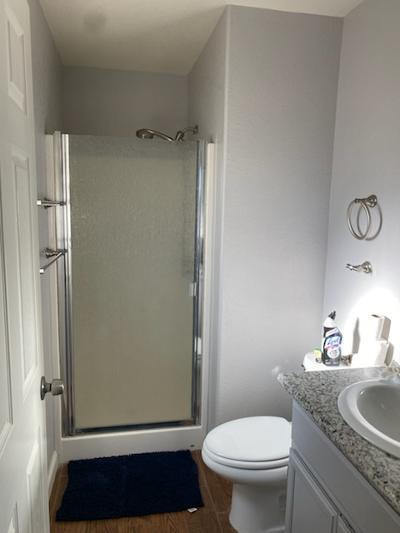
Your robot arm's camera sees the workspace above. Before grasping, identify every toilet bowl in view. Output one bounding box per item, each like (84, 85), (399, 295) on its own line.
(202, 416), (291, 533)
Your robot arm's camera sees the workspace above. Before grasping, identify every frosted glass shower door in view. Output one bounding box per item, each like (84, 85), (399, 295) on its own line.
(67, 136), (198, 430)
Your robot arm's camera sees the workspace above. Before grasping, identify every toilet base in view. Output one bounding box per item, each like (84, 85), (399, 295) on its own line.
(229, 482), (286, 533)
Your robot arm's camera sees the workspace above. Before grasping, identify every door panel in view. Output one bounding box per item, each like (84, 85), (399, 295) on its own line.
(337, 517), (354, 533)
(0, 198), (12, 452)
(26, 438), (46, 533)
(66, 136), (198, 430)
(286, 453), (337, 533)
(5, 3), (27, 113)
(0, 0), (49, 532)
(12, 149), (38, 389)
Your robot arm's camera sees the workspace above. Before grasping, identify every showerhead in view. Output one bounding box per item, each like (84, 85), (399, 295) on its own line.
(136, 126), (198, 143)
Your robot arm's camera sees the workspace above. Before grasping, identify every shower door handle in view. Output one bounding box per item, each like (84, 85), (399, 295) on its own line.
(40, 376), (64, 400)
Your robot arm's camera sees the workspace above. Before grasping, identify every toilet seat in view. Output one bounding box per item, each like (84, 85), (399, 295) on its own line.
(203, 440), (289, 470)
(203, 416), (291, 470)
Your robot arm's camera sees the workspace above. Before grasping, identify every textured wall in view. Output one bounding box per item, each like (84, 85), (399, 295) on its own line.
(28, 0), (62, 467)
(62, 66), (189, 136)
(218, 6), (342, 423)
(323, 0), (400, 363)
(190, 6), (342, 427)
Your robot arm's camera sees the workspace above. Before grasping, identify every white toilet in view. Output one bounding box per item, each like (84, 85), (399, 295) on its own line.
(202, 416), (291, 533)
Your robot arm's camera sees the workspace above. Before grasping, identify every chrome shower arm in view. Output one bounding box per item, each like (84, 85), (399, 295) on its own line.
(136, 125), (198, 142)
(136, 128), (175, 142)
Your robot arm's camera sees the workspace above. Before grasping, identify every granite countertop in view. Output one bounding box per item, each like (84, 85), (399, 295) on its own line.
(278, 366), (400, 515)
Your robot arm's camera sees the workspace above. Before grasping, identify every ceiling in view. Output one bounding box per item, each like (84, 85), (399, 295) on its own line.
(39, 0), (363, 76)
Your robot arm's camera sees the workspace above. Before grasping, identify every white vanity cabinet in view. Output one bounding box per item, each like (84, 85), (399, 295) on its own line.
(285, 402), (400, 533)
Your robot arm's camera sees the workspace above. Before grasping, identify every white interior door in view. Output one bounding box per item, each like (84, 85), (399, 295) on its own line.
(0, 0), (49, 531)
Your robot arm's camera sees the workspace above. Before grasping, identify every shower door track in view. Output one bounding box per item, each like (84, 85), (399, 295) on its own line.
(58, 134), (206, 437)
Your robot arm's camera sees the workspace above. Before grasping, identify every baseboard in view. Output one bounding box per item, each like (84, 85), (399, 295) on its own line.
(48, 450), (58, 496)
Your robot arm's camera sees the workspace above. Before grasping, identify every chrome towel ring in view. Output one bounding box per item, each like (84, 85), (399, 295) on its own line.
(347, 194), (382, 240)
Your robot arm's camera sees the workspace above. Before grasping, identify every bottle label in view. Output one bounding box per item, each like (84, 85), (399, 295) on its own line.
(325, 333), (341, 360)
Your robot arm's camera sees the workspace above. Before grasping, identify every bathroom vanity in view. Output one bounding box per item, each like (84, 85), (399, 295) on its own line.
(279, 368), (400, 533)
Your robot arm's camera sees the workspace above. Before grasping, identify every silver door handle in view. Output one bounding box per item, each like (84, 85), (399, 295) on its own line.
(40, 376), (64, 400)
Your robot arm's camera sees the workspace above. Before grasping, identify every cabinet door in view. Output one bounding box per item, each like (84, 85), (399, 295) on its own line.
(286, 452), (337, 533)
(337, 517), (354, 533)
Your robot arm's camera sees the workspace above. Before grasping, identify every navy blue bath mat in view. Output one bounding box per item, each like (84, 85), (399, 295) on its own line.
(56, 450), (203, 521)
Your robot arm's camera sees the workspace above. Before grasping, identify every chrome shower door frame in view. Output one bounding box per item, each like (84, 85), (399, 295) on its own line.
(57, 134), (206, 436)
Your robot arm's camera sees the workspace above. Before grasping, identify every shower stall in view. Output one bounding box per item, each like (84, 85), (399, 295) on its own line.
(45, 131), (209, 456)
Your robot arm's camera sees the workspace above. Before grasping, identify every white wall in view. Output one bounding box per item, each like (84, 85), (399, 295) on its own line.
(189, 12), (229, 429)
(323, 0), (400, 363)
(62, 66), (188, 136)
(28, 0), (62, 472)
(190, 6), (342, 426)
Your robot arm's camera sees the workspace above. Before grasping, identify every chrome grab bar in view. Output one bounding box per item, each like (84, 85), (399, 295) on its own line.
(37, 198), (66, 208)
(39, 248), (66, 275)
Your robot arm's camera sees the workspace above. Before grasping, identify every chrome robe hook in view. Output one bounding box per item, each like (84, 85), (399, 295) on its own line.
(346, 261), (373, 274)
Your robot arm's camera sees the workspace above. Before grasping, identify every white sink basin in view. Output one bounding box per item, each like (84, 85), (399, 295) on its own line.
(338, 377), (400, 458)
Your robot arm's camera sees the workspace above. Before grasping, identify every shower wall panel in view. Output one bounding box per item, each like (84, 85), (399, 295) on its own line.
(68, 136), (196, 429)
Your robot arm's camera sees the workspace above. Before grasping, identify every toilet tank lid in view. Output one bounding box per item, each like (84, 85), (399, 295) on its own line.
(204, 416), (291, 463)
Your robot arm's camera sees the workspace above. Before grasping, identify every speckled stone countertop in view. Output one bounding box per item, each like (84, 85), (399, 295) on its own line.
(278, 366), (400, 515)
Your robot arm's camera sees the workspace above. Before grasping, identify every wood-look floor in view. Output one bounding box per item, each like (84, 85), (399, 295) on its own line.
(49, 451), (236, 533)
